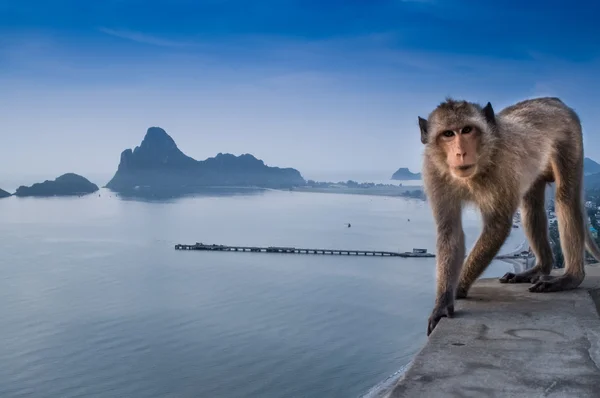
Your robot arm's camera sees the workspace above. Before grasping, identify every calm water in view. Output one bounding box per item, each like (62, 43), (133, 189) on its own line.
(0, 188), (524, 398)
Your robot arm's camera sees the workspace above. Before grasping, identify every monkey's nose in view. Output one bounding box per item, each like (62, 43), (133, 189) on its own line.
(456, 151), (467, 158)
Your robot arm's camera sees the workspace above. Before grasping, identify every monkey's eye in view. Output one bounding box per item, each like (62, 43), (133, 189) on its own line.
(461, 126), (472, 134)
(441, 130), (455, 138)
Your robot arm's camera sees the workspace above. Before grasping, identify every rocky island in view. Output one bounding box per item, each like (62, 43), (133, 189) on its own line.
(0, 188), (11, 198)
(391, 167), (421, 180)
(105, 127), (306, 196)
(15, 173), (99, 197)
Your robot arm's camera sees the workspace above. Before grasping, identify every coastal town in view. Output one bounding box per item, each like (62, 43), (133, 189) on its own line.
(546, 196), (600, 266)
(496, 193), (600, 269)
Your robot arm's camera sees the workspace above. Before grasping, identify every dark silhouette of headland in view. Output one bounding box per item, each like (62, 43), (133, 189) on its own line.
(105, 127), (306, 197)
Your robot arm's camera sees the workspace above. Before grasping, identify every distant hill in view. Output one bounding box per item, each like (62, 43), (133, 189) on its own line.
(105, 127), (306, 195)
(391, 167), (421, 181)
(0, 188), (10, 198)
(584, 157), (600, 176)
(15, 173), (99, 197)
(585, 173), (600, 189)
(583, 157), (600, 191)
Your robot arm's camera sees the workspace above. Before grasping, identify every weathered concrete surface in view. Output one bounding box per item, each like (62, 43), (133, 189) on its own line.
(385, 265), (600, 398)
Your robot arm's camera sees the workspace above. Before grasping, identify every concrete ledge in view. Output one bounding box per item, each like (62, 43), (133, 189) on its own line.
(384, 265), (600, 398)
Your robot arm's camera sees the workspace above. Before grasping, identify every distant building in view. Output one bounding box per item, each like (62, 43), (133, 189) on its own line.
(591, 226), (598, 239)
(585, 201), (595, 209)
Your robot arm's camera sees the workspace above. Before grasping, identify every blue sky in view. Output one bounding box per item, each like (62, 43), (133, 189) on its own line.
(1, 0), (599, 184)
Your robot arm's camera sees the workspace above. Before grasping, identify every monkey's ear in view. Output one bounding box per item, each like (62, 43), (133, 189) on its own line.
(418, 116), (428, 144)
(482, 102), (496, 126)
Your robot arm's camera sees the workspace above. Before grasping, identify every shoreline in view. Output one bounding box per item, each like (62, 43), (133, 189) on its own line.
(287, 186), (425, 199)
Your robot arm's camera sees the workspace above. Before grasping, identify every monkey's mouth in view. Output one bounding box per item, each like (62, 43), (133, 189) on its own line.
(453, 164), (476, 178)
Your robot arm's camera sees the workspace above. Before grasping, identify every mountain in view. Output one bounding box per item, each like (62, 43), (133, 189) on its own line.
(105, 127), (306, 195)
(584, 157), (600, 176)
(391, 167), (421, 181)
(15, 173), (99, 197)
(0, 188), (10, 198)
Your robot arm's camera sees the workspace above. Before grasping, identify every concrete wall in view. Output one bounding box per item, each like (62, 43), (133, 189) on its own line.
(382, 265), (600, 398)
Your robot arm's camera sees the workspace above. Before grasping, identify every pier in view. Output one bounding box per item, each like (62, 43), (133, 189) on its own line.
(174, 242), (435, 258)
(174, 242), (537, 263)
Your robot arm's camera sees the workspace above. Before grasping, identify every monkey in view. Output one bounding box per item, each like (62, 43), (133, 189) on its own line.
(417, 97), (600, 336)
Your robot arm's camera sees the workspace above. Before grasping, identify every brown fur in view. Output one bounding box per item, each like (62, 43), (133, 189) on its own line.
(419, 97), (600, 336)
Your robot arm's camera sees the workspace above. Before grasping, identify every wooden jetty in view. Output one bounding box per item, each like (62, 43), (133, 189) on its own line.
(174, 242), (436, 258)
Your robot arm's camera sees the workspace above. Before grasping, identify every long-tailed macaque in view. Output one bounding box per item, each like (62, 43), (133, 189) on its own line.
(418, 97), (600, 336)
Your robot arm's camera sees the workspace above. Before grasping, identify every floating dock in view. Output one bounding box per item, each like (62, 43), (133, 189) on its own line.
(174, 242), (436, 258)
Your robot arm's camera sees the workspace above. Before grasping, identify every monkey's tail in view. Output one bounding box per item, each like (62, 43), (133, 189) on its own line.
(585, 227), (600, 263)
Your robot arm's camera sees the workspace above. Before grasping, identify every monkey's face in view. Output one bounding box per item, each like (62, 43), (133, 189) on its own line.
(436, 125), (480, 179)
(419, 99), (497, 181)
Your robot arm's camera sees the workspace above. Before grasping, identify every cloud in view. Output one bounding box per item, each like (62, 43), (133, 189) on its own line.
(98, 27), (192, 48)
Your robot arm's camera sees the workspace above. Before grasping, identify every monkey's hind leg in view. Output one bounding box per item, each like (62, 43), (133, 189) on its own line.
(500, 179), (554, 284)
(530, 155), (586, 293)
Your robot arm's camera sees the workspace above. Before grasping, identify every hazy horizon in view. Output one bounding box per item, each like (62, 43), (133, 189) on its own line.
(0, 169), (416, 195)
(2, 0), (600, 178)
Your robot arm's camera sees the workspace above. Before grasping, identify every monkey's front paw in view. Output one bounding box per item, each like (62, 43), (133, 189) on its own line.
(427, 303), (454, 336)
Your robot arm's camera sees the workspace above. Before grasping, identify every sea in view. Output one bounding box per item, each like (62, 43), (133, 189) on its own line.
(0, 175), (526, 398)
